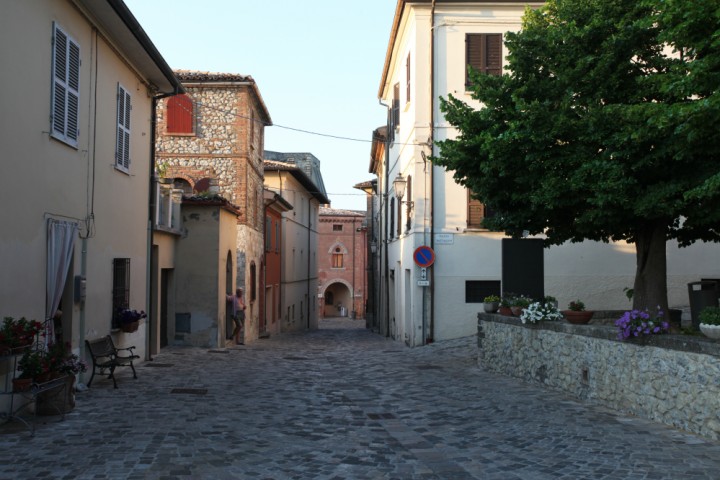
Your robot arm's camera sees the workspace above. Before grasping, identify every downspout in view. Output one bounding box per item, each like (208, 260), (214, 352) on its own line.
(352, 217), (356, 318)
(307, 197), (311, 329)
(428, 0), (436, 344)
(147, 88), (178, 360)
(379, 100), (391, 337)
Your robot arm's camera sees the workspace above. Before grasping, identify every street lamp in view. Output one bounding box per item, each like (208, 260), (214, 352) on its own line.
(393, 173), (413, 208)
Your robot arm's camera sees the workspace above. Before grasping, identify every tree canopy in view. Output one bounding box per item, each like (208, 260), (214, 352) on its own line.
(433, 0), (720, 311)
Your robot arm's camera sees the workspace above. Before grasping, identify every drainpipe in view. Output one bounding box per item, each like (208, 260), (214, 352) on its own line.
(428, 0), (436, 344)
(147, 89), (179, 360)
(307, 197), (312, 329)
(379, 100), (391, 337)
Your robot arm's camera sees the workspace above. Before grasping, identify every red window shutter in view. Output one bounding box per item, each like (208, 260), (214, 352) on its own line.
(167, 94), (193, 134)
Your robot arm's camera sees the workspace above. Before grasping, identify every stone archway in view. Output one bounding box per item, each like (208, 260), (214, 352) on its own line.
(321, 279), (353, 317)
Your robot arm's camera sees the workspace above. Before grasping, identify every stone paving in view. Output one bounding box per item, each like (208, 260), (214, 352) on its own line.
(1, 317), (719, 479)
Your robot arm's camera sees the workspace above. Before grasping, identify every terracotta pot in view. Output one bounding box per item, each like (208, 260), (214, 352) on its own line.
(120, 320), (139, 333)
(498, 307), (513, 316)
(510, 306), (524, 317)
(563, 310), (594, 324)
(12, 377), (33, 393)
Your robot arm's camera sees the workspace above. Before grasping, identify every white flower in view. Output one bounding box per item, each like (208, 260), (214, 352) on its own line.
(520, 302), (563, 324)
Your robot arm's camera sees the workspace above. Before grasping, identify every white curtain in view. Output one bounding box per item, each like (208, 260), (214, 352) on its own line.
(46, 219), (79, 345)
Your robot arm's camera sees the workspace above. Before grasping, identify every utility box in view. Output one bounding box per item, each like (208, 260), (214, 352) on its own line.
(688, 281), (719, 329)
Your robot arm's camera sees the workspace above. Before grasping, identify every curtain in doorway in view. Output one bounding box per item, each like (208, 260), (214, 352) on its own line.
(46, 219), (79, 345)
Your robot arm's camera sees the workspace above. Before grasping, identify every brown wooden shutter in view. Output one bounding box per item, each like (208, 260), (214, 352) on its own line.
(406, 53), (411, 103)
(167, 94), (193, 133)
(468, 190), (484, 228)
(392, 83), (400, 128)
(466, 33), (503, 85)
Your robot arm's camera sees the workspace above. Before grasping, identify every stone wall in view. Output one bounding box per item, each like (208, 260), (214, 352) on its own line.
(478, 313), (720, 440)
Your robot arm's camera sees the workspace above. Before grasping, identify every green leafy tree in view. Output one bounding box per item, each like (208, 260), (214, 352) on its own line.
(434, 0), (720, 313)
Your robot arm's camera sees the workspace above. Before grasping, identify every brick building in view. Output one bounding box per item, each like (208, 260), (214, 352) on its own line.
(155, 70), (271, 344)
(318, 208), (368, 319)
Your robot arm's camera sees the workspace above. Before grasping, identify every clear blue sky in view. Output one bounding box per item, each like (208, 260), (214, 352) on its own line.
(124, 0), (397, 211)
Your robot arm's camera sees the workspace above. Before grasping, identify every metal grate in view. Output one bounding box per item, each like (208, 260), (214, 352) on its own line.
(367, 413), (396, 420)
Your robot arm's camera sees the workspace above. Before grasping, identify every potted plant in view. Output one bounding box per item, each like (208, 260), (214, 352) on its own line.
(483, 295), (501, 313)
(562, 300), (594, 324)
(520, 301), (563, 324)
(615, 308), (670, 340)
(542, 295), (558, 309)
(14, 349), (48, 392)
(116, 308), (147, 333)
(0, 316), (43, 355)
(698, 306), (720, 339)
(37, 342), (88, 415)
(510, 295), (531, 317)
(498, 294), (514, 316)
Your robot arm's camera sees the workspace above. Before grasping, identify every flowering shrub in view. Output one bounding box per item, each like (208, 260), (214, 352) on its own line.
(520, 302), (563, 324)
(46, 342), (87, 375)
(0, 317), (43, 349)
(615, 309), (669, 340)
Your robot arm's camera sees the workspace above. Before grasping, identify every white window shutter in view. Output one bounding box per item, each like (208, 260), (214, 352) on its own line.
(51, 24), (79, 146)
(116, 85), (131, 171)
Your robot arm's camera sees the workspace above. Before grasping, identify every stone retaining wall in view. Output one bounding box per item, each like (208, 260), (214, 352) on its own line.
(478, 313), (720, 440)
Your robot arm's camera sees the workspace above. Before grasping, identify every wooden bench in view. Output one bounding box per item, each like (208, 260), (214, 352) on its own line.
(85, 335), (139, 389)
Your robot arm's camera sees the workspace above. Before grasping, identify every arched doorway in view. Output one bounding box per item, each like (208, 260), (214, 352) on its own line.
(323, 281), (352, 317)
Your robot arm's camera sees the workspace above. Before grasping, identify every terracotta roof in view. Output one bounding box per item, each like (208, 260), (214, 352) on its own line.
(320, 207), (366, 217)
(263, 160), (330, 205)
(174, 70), (254, 83)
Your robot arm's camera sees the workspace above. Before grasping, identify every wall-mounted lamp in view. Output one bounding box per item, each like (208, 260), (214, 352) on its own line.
(393, 173), (413, 208)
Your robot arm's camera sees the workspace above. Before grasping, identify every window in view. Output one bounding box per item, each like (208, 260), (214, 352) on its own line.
(325, 291), (334, 306)
(466, 280), (501, 303)
(332, 248), (343, 268)
(112, 258), (130, 327)
(390, 197), (395, 239)
(397, 194), (402, 237)
(51, 23), (80, 147)
(392, 83), (400, 129)
(405, 175), (413, 231)
(166, 94), (194, 134)
(265, 216), (272, 251)
(468, 190), (495, 229)
(250, 263), (257, 302)
(115, 84), (131, 172)
(406, 53), (411, 103)
(333, 224), (343, 232)
(275, 221), (280, 253)
(466, 33), (503, 86)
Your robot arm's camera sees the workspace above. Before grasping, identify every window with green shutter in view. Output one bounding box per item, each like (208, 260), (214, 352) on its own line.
(115, 84), (131, 172)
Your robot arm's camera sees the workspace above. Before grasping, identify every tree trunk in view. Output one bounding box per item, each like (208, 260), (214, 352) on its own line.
(632, 221), (669, 316)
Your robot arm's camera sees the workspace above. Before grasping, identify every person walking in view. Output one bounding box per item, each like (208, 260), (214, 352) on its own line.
(227, 288), (246, 345)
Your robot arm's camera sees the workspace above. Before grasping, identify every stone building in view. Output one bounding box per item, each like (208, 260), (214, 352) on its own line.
(155, 71), (271, 345)
(318, 208), (368, 319)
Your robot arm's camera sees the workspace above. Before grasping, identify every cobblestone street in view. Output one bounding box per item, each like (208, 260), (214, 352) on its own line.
(1, 317), (719, 479)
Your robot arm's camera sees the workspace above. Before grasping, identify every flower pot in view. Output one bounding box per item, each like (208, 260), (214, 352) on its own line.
(37, 375), (75, 415)
(699, 324), (720, 339)
(498, 307), (513, 316)
(120, 320), (139, 333)
(510, 306), (524, 317)
(562, 310), (594, 324)
(12, 377), (33, 393)
(483, 301), (499, 313)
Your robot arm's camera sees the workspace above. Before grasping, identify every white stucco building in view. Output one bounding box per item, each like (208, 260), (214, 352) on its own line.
(375, 0), (720, 346)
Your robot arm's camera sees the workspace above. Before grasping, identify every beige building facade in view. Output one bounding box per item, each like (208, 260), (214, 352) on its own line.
(0, 0), (182, 392)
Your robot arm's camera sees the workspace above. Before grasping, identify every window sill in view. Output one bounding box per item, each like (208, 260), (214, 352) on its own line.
(164, 132), (196, 137)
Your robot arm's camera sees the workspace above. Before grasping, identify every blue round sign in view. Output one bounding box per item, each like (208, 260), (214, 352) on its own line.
(413, 246), (435, 268)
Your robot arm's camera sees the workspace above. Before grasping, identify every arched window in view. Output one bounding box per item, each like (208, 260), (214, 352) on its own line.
(166, 94), (194, 134)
